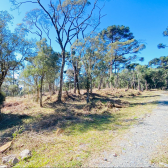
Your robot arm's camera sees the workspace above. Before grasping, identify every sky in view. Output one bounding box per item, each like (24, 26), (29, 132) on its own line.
(1, 0), (168, 65)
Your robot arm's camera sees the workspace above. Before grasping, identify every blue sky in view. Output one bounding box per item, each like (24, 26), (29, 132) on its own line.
(1, 0), (168, 65)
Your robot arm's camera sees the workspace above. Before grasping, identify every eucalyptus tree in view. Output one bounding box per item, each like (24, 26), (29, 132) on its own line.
(0, 10), (34, 92)
(69, 49), (82, 94)
(10, 0), (104, 102)
(22, 38), (60, 107)
(72, 33), (101, 102)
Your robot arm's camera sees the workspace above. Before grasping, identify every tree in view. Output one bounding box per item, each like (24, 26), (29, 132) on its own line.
(10, 0), (104, 102)
(0, 91), (5, 118)
(157, 27), (168, 49)
(0, 10), (34, 91)
(149, 56), (168, 89)
(72, 33), (102, 102)
(126, 63), (139, 89)
(70, 49), (81, 95)
(22, 38), (60, 107)
(100, 25), (145, 88)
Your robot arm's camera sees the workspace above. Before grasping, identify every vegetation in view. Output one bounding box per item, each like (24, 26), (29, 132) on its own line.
(0, 89), (160, 167)
(0, 0), (168, 167)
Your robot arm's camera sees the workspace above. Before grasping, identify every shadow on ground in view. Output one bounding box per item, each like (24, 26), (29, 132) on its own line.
(0, 92), (161, 143)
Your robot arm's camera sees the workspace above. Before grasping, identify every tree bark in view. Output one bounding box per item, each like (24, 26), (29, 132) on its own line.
(110, 60), (113, 88)
(145, 80), (148, 91)
(73, 65), (77, 94)
(76, 75), (80, 95)
(40, 76), (44, 107)
(138, 77), (140, 91)
(49, 83), (52, 98)
(90, 75), (92, 93)
(35, 79), (39, 102)
(58, 50), (65, 102)
(86, 75), (90, 103)
(98, 77), (103, 90)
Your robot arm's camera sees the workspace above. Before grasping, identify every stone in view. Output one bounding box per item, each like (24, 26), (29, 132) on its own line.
(0, 165), (9, 168)
(113, 153), (117, 157)
(104, 158), (108, 161)
(0, 141), (12, 153)
(159, 162), (168, 167)
(20, 149), (31, 159)
(2, 154), (19, 165)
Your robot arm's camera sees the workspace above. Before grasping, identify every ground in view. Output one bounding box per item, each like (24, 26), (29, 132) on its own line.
(0, 88), (165, 167)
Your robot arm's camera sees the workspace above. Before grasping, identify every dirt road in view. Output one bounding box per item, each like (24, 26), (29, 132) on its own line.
(85, 92), (168, 167)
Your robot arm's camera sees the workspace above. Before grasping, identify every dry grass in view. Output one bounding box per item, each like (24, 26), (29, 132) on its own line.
(151, 138), (168, 167)
(0, 88), (161, 167)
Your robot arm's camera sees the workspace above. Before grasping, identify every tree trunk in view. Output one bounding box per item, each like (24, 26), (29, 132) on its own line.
(90, 75), (92, 93)
(69, 83), (71, 92)
(116, 72), (119, 89)
(166, 79), (168, 89)
(76, 74), (80, 95)
(49, 83), (52, 98)
(58, 50), (66, 102)
(40, 76), (44, 107)
(127, 82), (129, 89)
(35, 79), (39, 102)
(110, 60), (113, 88)
(138, 77), (140, 91)
(0, 70), (7, 92)
(98, 77), (103, 90)
(145, 80), (148, 91)
(73, 65), (77, 94)
(86, 75), (90, 103)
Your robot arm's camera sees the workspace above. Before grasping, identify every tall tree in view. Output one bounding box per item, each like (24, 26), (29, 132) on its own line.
(10, 0), (104, 102)
(0, 10), (33, 91)
(100, 25), (145, 88)
(22, 38), (60, 107)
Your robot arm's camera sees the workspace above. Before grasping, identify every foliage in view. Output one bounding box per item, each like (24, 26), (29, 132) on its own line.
(0, 10), (34, 90)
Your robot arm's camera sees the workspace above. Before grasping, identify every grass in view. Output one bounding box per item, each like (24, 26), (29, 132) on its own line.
(0, 88), (161, 167)
(150, 138), (168, 167)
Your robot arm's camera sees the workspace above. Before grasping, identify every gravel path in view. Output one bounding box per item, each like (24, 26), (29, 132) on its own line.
(87, 92), (168, 167)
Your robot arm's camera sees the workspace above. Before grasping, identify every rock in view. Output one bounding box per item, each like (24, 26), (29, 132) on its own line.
(103, 158), (108, 161)
(113, 153), (117, 157)
(159, 162), (168, 167)
(0, 165), (9, 168)
(20, 149), (31, 159)
(2, 155), (19, 165)
(0, 165), (8, 168)
(0, 141), (12, 153)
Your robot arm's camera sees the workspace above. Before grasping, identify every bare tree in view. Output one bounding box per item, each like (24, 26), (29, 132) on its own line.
(10, 0), (105, 102)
